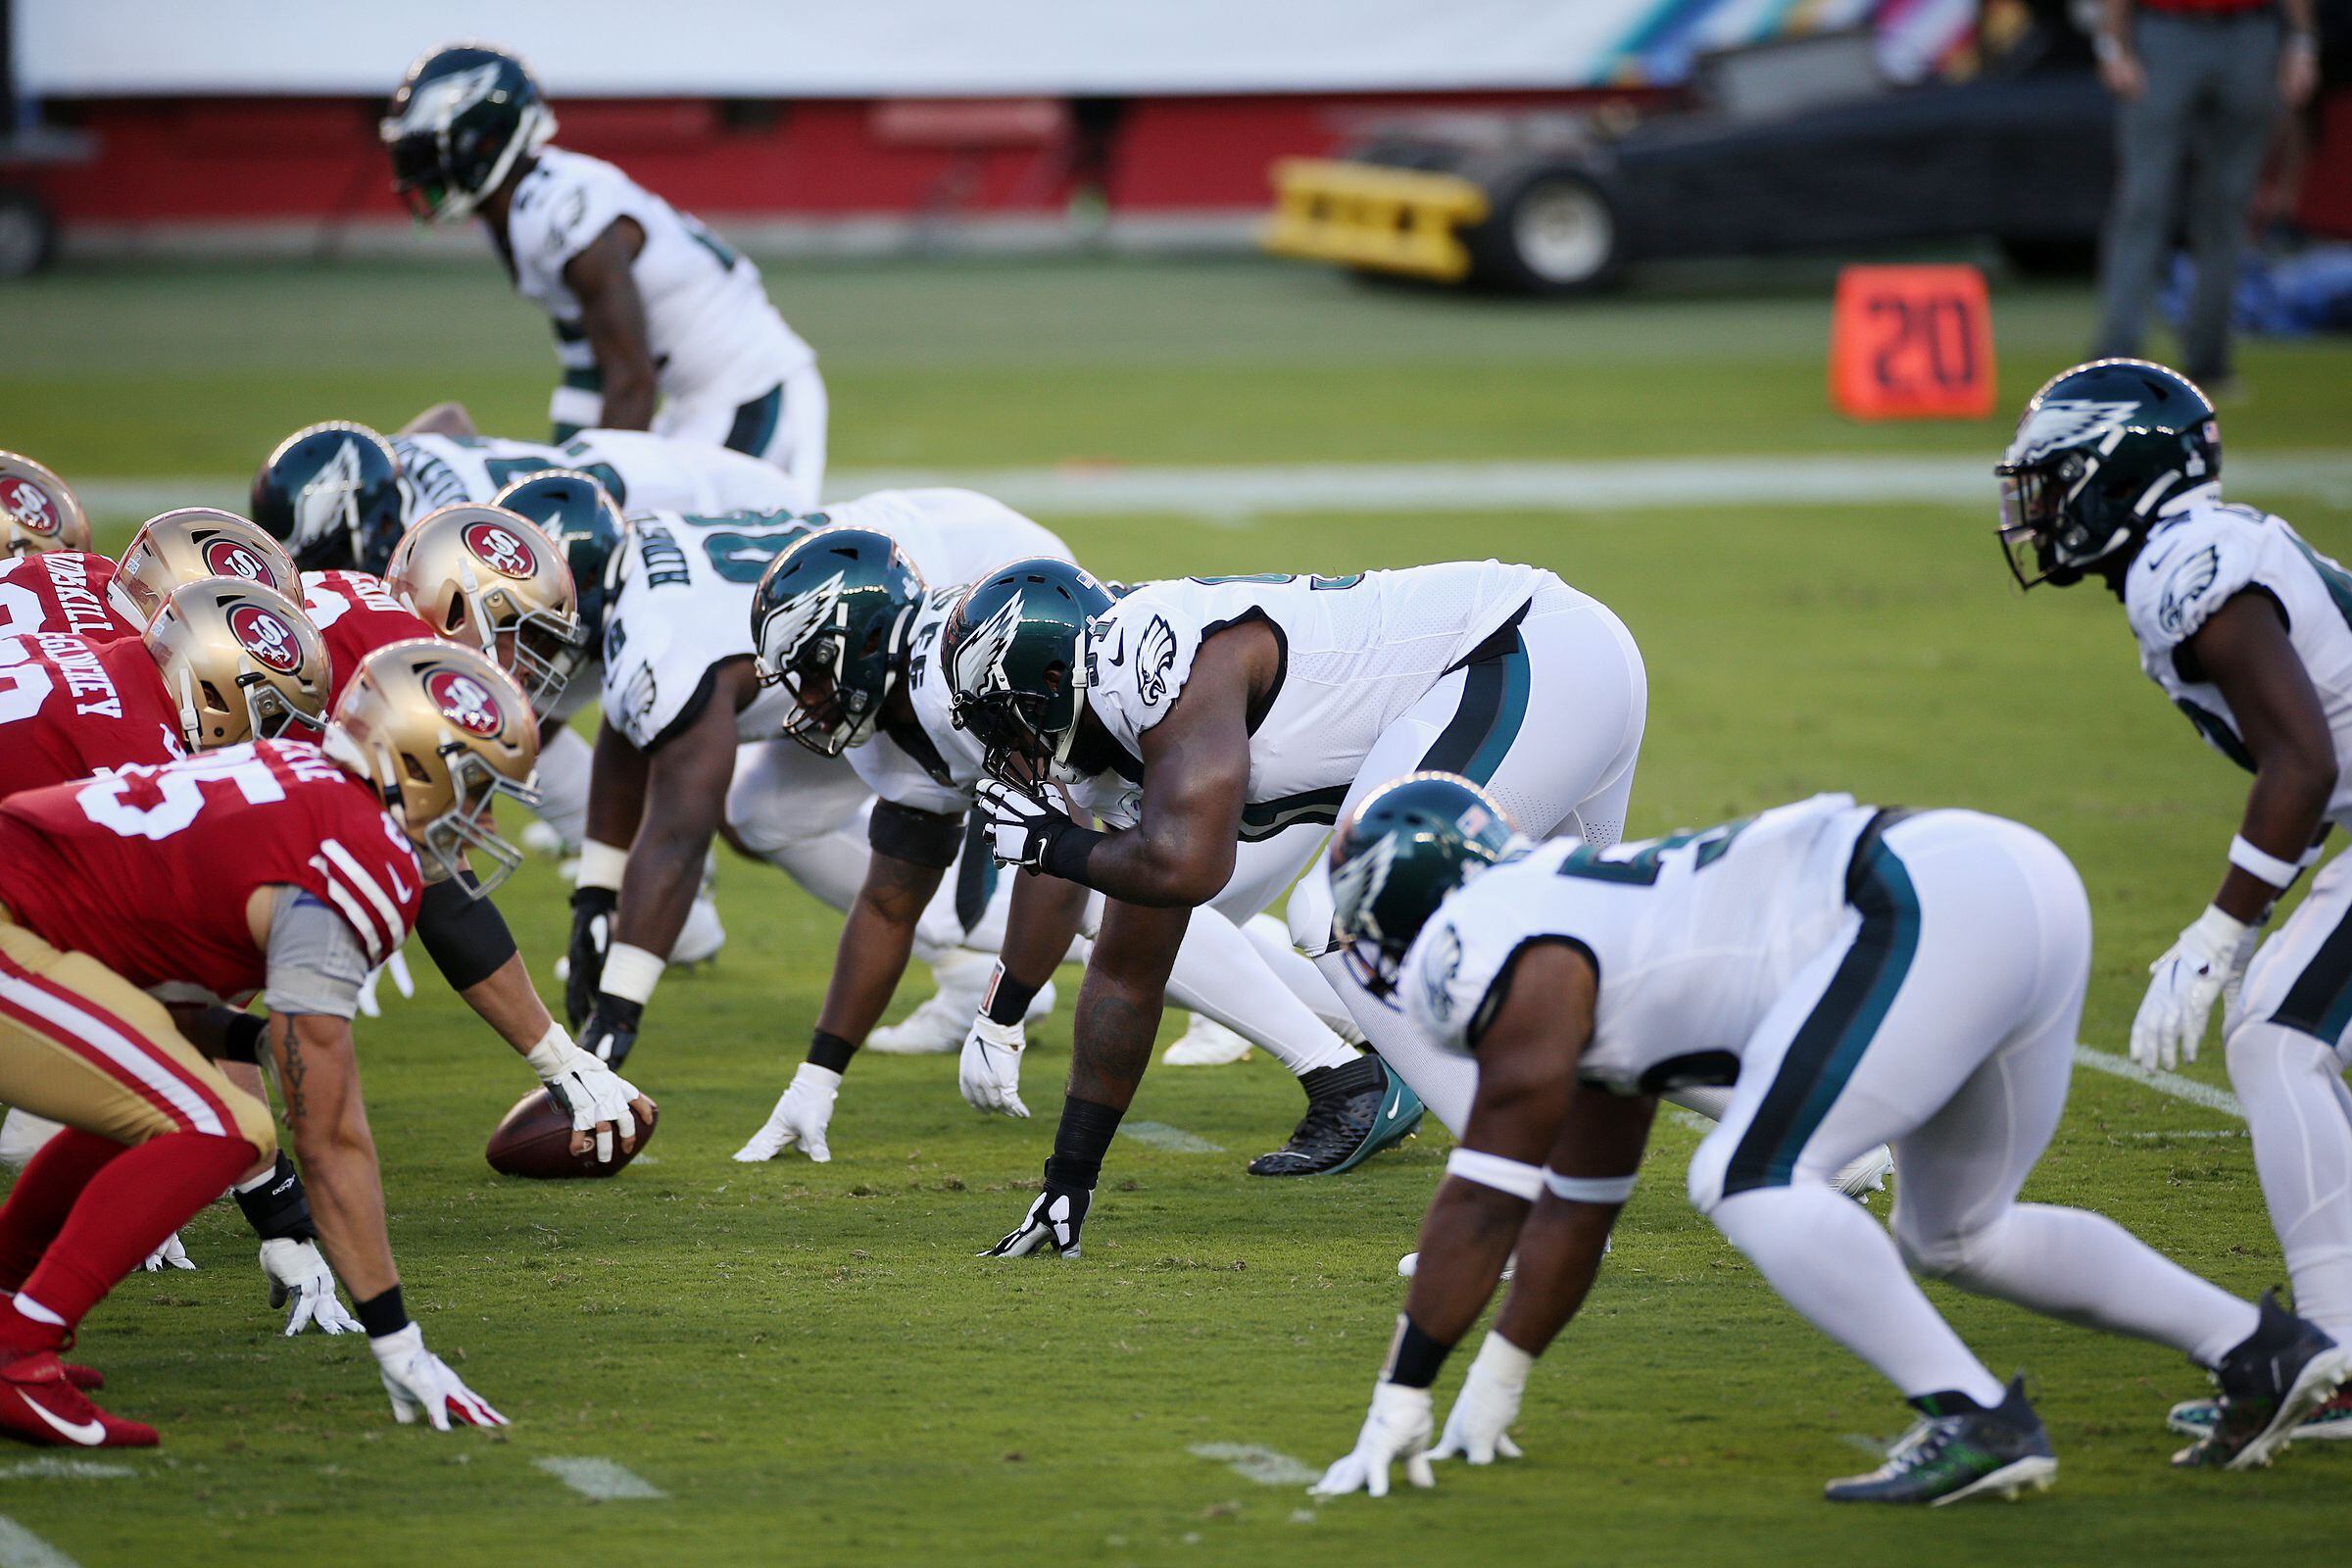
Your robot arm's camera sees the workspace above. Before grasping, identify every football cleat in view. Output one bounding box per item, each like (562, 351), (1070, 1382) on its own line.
(1825, 1377), (2056, 1505)
(869, 959), (1054, 1055)
(1248, 1055), (1423, 1177)
(1162, 1014), (1253, 1066)
(0, 1354), (155, 1448)
(1835, 1145), (1895, 1200)
(1398, 1251), (1517, 1281)
(2170, 1290), (2350, 1471)
(2169, 1382), (2352, 1443)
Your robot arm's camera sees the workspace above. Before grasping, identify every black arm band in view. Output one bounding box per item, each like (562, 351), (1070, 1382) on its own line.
(1039, 821), (1108, 884)
(356, 1285), (409, 1339)
(232, 1152), (317, 1243)
(218, 1010), (267, 1065)
(417, 871), (517, 992)
(1383, 1313), (1456, 1390)
(867, 799), (964, 869)
(808, 1028), (857, 1074)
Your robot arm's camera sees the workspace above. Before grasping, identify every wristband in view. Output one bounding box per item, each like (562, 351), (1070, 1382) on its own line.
(2230, 834), (2301, 892)
(575, 840), (628, 893)
(981, 962), (1042, 1027)
(220, 1010), (267, 1064)
(1446, 1147), (1544, 1200)
(807, 1028), (856, 1074)
(355, 1284), (409, 1339)
(1384, 1313), (1455, 1390)
(1039, 821), (1108, 883)
(599, 942), (665, 1004)
(231, 1152), (317, 1243)
(1542, 1167), (1638, 1204)
(522, 1021), (575, 1081)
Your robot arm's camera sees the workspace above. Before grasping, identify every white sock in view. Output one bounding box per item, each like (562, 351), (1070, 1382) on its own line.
(530, 724), (593, 848)
(2229, 1020), (2352, 1342)
(1712, 1183), (2006, 1407)
(1314, 949), (1480, 1135)
(1165, 909), (1355, 1077)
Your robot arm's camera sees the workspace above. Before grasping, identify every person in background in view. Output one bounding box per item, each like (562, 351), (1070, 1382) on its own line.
(2092, 0), (2322, 390)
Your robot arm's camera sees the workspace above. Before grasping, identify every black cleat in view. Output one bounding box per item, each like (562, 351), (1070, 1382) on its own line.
(1824, 1378), (2057, 1506)
(2172, 1289), (2352, 1471)
(1247, 1056), (1423, 1177)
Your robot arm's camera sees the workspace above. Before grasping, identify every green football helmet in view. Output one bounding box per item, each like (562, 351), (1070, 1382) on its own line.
(750, 525), (925, 757)
(1329, 772), (1522, 998)
(380, 44), (555, 223)
(1995, 358), (2220, 589)
(941, 558), (1113, 781)
(492, 468), (625, 655)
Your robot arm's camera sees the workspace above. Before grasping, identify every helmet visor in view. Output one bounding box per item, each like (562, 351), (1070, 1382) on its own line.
(1994, 464), (2063, 589)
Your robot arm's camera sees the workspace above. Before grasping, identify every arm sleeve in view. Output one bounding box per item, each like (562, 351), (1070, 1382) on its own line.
(263, 887), (374, 1019)
(416, 870), (518, 992)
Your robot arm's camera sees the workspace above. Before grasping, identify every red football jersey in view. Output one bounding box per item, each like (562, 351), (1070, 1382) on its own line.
(0, 632), (186, 799)
(0, 552), (133, 643)
(0, 740), (422, 1004)
(300, 569), (438, 709)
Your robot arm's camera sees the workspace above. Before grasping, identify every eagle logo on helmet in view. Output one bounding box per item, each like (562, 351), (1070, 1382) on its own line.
(425, 666), (506, 738)
(228, 604), (304, 673)
(0, 478), (59, 536)
(1421, 921), (1465, 1023)
(953, 590), (1026, 700)
(2006, 399), (2145, 467)
(388, 61), (505, 138)
(296, 440), (366, 551)
(759, 568), (847, 668)
(1331, 832), (1401, 949)
(462, 520), (538, 580)
(204, 539), (270, 582)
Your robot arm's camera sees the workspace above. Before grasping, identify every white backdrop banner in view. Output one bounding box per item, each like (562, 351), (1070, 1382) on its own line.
(19, 0), (1903, 98)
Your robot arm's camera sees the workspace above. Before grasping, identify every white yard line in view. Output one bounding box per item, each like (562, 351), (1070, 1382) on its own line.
(0, 1461), (133, 1481)
(1188, 1444), (1321, 1487)
(1120, 1121), (1224, 1153)
(74, 449), (2352, 527)
(532, 1457), (668, 1500)
(0, 1518), (79, 1568)
(2072, 1046), (2245, 1119)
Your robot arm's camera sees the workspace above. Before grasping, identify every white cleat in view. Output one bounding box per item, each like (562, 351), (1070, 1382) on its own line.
(669, 892), (727, 968)
(1397, 1251), (1520, 1280)
(871, 956), (1054, 1054)
(519, 820), (575, 860)
(1162, 1014), (1254, 1066)
(1835, 1145), (1895, 1200)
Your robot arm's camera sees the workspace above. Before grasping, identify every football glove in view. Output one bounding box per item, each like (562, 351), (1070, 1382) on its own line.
(981, 1161), (1091, 1258)
(973, 779), (1075, 871)
(1430, 1333), (1531, 1465)
(1310, 1381), (1436, 1497)
(354, 953), (413, 1019)
(957, 1013), (1030, 1119)
(564, 886), (617, 1030)
(368, 1323), (505, 1430)
(141, 1233), (194, 1272)
(733, 1062), (839, 1163)
(2132, 905), (2250, 1072)
(533, 1038), (653, 1162)
(577, 995), (641, 1070)
(259, 1239), (362, 1337)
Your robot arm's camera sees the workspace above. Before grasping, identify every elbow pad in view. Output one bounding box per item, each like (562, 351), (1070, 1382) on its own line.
(417, 871), (518, 992)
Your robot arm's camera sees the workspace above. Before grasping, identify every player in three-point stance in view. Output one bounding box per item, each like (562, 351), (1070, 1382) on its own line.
(1309, 777), (2349, 1504)
(1997, 357), (2352, 1443)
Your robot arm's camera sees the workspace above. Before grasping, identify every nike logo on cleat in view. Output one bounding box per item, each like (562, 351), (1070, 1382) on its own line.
(1386, 1092), (1403, 1119)
(17, 1391), (104, 1446)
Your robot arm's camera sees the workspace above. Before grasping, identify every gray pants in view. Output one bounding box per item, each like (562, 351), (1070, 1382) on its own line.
(2093, 12), (2282, 382)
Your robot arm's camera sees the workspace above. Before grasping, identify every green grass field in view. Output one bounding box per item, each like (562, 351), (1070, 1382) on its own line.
(0, 255), (2348, 1566)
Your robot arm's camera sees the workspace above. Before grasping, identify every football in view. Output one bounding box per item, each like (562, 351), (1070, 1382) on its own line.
(484, 1089), (655, 1180)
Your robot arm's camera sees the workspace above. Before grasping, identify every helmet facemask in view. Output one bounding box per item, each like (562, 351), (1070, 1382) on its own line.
(1995, 451), (2134, 589)
(408, 739), (541, 896)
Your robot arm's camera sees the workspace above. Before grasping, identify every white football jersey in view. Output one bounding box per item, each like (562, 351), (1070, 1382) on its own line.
(604, 489), (1059, 752)
(506, 147), (812, 417)
(391, 429), (797, 525)
(1073, 562), (1553, 836)
(2124, 490), (2352, 827)
(1402, 794), (1877, 1092)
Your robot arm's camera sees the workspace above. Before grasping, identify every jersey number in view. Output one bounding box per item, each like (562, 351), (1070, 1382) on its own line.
(0, 639), (54, 725)
(673, 510), (818, 583)
(77, 752), (286, 842)
(1555, 819), (1752, 886)
(1188, 572), (1364, 591)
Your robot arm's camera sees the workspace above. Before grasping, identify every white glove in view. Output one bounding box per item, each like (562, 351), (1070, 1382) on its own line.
(354, 952), (416, 1020)
(142, 1233), (195, 1271)
(973, 779), (1073, 871)
(259, 1238), (362, 1336)
(733, 1062), (839, 1163)
(2220, 919), (2265, 1012)
(368, 1322), (506, 1430)
(958, 1014), (1030, 1118)
(1431, 1333), (1531, 1464)
(529, 1036), (645, 1163)
(1310, 1381), (1436, 1497)
(2131, 905), (2249, 1071)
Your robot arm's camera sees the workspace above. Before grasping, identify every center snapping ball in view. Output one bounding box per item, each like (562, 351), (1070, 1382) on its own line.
(485, 1089), (655, 1179)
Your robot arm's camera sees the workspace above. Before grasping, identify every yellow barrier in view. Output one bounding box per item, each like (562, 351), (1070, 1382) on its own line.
(1260, 158), (1490, 283)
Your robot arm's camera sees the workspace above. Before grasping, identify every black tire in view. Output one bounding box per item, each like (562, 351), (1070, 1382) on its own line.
(1462, 168), (1622, 295)
(0, 190), (58, 279)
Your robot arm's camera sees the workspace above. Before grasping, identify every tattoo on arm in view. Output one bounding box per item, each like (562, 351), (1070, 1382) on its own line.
(272, 1014), (307, 1126)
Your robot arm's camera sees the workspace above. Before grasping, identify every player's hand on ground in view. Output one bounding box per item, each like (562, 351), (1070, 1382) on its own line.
(957, 1014), (1029, 1118)
(973, 779), (1073, 871)
(537, 1040), (656, 1161)
(142, 1233), (195, 1271)
(981, 1164), (1090, 1257)
(577, 995), (641, 1069)
(2132, 906), (2246, 1071)
(368, 1323), (506, 1431)
(1312, 1381), (1436, 1497)
(733, 1062), (839, 1163)
(1431, 1335), (1531, 1465)
(564, 886), (616, 1029)
(259, 1239), (362, 1336)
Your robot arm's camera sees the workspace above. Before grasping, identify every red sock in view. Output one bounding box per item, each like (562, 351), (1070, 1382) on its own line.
(0, 1131), (127, 1296)
(14, 1132), (257, 1332)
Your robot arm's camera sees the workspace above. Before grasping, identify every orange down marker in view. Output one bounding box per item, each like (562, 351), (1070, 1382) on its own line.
(1830, 265), (1996, 420)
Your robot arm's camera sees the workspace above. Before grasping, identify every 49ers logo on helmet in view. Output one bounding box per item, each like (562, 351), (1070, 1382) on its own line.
(228, 604), (303, 673)
(205, 538), (270, 582)
(463, 519), (538, 580)
(425, 666), (505, 737)
(0, 478), (59, 535)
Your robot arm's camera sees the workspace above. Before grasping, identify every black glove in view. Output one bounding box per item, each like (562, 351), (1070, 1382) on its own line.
(979, 1157), (1094, 1258)
(578, 995), (643, 1071)
(565, 886), (617, 1030)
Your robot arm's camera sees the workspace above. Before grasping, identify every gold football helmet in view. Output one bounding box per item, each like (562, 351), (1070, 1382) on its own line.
(324, 638), (542, 897)
(141, 577), (331, 751)
(112, 509), (302, 630)
(384, 504), (584, 710)
(0, 452), (90, 557)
